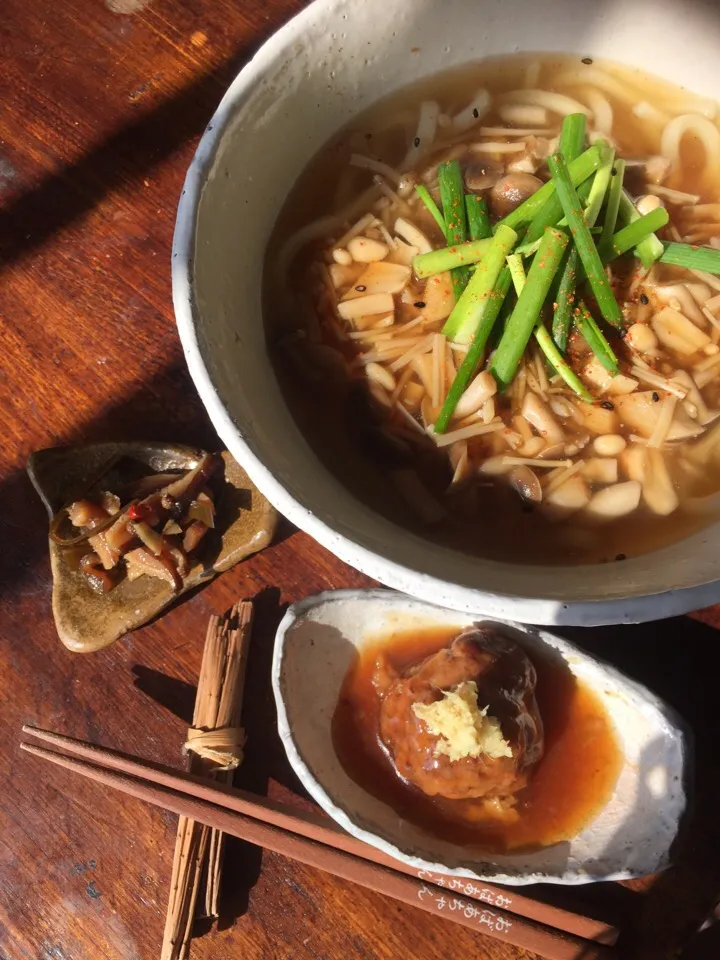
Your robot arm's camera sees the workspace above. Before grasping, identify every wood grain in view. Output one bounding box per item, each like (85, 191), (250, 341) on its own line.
(0, 2), (719, 959)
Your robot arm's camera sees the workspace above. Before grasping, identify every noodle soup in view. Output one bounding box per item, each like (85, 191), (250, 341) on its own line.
(265, 55), (720, 565)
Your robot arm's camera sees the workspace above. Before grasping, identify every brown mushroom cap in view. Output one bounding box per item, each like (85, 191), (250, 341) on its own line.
(464, 158), (504, 193)
(508, 466), (543, 503)
(489, 173), (544, 218)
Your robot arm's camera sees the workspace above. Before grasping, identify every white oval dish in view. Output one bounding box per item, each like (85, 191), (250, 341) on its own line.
(173, 0), (720, 624)
(272, 589), (688, 885)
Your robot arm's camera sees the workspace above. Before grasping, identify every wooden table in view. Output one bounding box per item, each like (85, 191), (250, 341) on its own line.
(1, 2), (720, 958)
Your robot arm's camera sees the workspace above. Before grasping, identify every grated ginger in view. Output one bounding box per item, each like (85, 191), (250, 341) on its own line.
(412, 681), (513, 762)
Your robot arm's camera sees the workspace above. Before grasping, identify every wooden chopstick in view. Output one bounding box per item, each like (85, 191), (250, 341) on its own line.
(20, 729), (615, 960)
(20, 725), (617, 943)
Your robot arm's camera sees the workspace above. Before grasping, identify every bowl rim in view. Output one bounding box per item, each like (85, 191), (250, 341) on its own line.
(270, 587), (688, 885)
(172, 0), (720, 626)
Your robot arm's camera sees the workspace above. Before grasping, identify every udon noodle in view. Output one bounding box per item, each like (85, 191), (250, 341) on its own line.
(265, 55), (720, 565)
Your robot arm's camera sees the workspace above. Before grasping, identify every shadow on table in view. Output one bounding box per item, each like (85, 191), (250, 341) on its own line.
(680, 907), (720, 960)
(132, 666), (198, 726)
(0, 4), (305, 267)
(0, 2), (305, 605)
(554, 617), (720, 959)
(0, 31), (287, 598)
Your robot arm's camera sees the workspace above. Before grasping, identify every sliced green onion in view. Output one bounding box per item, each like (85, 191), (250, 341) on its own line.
(559, 113), (587, 164)
(599, 158), (625, 251)
(534, 324), (593, 401)
(523, 143), (605, 243)
(552, 247), (579, 352)
(602, 207), (670, 262)
(507, 253), (527, 295)
(489, 281), (518, 351)
(413, 238), (492, 278)
(498, 144), (603, 233)
(515, 218), (600, 257)
(515, 238), (542, 258)
(415, 185), (447, 238)
(584, 148), (615, 228)
(659, 242), (720, 275)
(434, 268), (513, 433)
(489, 227), (569, 388)
(439, 160), (471, 298)
(439, 160), (468, 241)
(557, 178), (594, 228)
(547, 152), (623, 330)
(508, 248), (592, 386)
(441, 224), (518, 344)
(466, 194), (492, 241)
(618, 191), (664, 268)
(575, 304), (619, 373)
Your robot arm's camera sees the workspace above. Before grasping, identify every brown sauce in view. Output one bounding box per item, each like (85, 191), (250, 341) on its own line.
(332, 626), (623, 853)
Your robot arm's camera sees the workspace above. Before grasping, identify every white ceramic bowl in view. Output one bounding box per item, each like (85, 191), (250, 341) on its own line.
(272, 590), (688, 885)
(173, 0), (720, 625)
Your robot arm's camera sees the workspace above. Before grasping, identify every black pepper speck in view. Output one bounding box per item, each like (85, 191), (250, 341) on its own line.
(600, 400), (615, 410)
(582, 57), (593, 65)
(414, 301), (426, 308)
(414, 136), (420, 147)
(640, 293), (649, 304)
(472, 108), (479, 118)
(652, 391), (660, 402)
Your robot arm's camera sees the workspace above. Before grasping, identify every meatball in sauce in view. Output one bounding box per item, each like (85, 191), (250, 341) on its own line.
(332, 624), (622, 852)
(375, 628), (543, 801)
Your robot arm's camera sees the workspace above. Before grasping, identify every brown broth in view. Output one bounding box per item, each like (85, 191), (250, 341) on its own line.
(265, 54), (720, 564)
(332, 626), (623, 853)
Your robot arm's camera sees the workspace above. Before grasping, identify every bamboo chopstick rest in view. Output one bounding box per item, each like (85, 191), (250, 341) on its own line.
(161, 601), (254, 960)
(183, 727), (245, 770)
